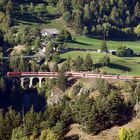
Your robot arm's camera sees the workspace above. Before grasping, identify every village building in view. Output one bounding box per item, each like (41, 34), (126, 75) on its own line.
(41, 28), (60, 37)
(108, 50), (117, 55)
(125, 48), (134, 57)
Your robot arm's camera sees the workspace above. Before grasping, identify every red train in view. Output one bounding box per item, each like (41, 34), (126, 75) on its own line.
(7, 72), (59, 76)
(6, 72), (140, 81)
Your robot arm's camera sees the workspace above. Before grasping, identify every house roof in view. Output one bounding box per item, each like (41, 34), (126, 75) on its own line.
(41, 29), (60, 36)
(108, 50), (117, 52)
(126, 48), (133, 51)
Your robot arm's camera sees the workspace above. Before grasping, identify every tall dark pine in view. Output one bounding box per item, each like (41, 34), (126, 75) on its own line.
(83, 54), (93, 71)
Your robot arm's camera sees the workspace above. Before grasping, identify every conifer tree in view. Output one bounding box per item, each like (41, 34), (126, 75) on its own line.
(83, 53), (93, 71)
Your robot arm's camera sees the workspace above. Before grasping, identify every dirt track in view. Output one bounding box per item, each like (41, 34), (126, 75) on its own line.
(64, 118), (140, 140)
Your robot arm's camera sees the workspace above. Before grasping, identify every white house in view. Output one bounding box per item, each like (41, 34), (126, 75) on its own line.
(41, 29), (60, 37)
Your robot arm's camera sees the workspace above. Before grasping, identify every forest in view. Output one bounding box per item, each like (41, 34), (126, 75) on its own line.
(1, 73), (140, 140)
(0, 0), (140, 43)
(57, 0), (140, 39)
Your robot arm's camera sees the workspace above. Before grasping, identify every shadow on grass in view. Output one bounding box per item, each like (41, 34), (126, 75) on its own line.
(14, 12), (48, 24)
(94, 63), (102, 69)
(87, 34), (137, 41)
(60, 48), (93, 54)
(15, 0), (47, 4)
(68, 40), (92, 46)
(135, 62), (140, 64)
(95, 63), (131, 71)
(58, 58), (67, 63)
(46, 14), (60, 20)
(108, 63), (131, 71)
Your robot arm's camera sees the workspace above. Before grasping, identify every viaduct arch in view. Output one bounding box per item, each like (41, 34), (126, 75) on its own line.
(20, 77), (46, 88)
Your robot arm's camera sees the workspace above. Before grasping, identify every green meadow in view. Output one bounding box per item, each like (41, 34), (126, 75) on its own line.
(61, 51), (140, 76)
(67, 36), (140, 52)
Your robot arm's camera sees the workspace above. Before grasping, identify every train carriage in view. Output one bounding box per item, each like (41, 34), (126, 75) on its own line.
(84, 73), (97, 78)
(6, 72), (139, 81)
(101, 75), (118, 79)
(7, 72), (21, 76)
(118, 76), (134, 80)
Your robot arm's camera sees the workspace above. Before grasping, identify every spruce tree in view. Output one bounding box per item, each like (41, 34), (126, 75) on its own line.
(101, 41), (108, 52)
(83, 53), (93, 71)
(74, 56), (84, 71)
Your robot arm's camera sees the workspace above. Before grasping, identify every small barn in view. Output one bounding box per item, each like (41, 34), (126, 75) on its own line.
(108, 50), (117, 55)
(125, 48), (134, 57)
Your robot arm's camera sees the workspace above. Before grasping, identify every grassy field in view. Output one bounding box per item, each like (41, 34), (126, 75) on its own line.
(67, 36), (140, 52)
(13, 4), (62, 29)
(61, 51), (140, 76)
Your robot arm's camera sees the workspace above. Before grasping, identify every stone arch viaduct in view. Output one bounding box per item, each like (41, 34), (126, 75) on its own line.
(20, 76), (50, 88)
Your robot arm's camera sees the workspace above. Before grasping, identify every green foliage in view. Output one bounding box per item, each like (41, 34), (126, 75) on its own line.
(11, 127), (25, 140)
(123, 81), (136, 93)
(101, 41), (108, 52)
(119, 128), (134, 140)
(61, 50), (140, 76)
(57, 0), (140, 39)
(40, 130), (47, 140)
(59, 62), (67, 73)
(100, 55), (110, 66)
(52, 52), (61, 63)
(34, 37), (40, 51)
(43, 105), (62, 128)
(95, 79), (110, 95)
(72, 90), (127, 134)
(57, 30), (72, 41)
(105, 90), (126, 125)
(40, 64), (49, 72)
(40, 129), (58, 140)
(46, 130), (58, 140)
(6, 0), (13, 13)
(0, 77), (6, 92)
(116, 46), (127, 57)
(72, 95), (94, 124)
(135, 84), (140, 98)
(72, 83), (82, 95)
(53, 121), (64, 138)
(60, 104), (72, 125)
(134, 24), (140, 37)
(83, 26), (89, 35)
(29, 60), (40, 72)
(119, 128), (128, 140)
(25, 107), (41, 136)
(83, 4), (91, 23)
(132, 129), (140, 140)
(52, 62), (58, 72)
(13, 25), (40, 46)
(18, 56), (26, 72)
(45, 41), (55, 60)
(83, 53), (93, 71)
(57, 0), (71, 14)
(73, 56), (84, 71)
(0, 108), (21, 140)
(0, 75), (136, 139)
(57, 74), (67, 91)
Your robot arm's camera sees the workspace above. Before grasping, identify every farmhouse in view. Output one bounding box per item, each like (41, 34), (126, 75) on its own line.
(108, 48), (133, 56)
(125, 48), (134, 57)
(41, 29), (60, 37)
(108, 50), (117, 55)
